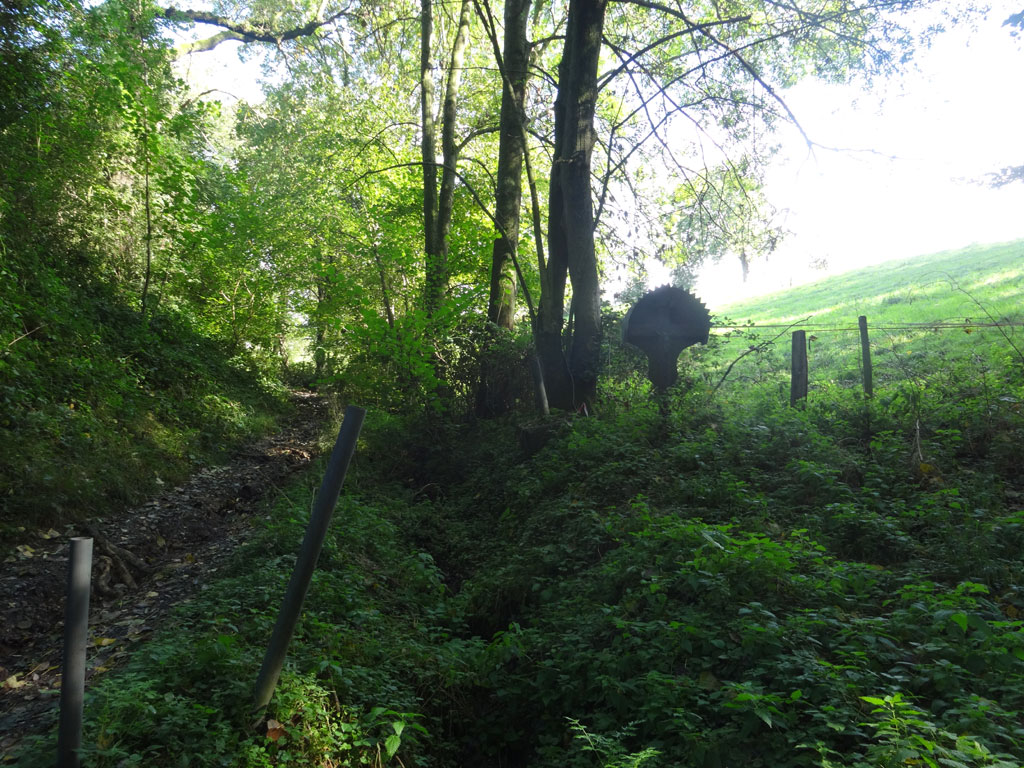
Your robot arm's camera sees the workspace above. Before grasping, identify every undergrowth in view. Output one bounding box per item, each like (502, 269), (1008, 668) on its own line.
(10, 293), (1024, 767)
(11, 445), (462, 767)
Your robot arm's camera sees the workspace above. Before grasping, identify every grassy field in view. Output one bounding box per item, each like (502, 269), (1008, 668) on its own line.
(716, 240), (1024, 327)
(689, 240), (1024, 405)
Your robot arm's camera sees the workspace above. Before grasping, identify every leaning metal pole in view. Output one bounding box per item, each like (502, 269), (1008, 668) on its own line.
(253, 405), (367, 713)
(57, 536), (93, 768)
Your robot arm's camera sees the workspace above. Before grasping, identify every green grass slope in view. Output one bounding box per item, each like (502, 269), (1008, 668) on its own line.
(717, 240), (1024, 327)
(690, 241), (1024, 409)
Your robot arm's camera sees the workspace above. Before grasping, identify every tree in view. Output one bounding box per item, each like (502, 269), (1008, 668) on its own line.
(535, 0), (607, 411)
(477, 0), (534, 331)
(420, 0), (473, 315)
(0, 0), (208, 311)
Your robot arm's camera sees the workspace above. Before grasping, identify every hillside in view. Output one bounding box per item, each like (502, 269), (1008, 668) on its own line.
(686, 241), (1024, 411)
(717, 240), (1024, 325)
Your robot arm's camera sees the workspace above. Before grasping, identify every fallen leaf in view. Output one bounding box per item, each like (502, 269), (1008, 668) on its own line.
(3, 675), (23, 690)
(145, 591), (158, 598)
(266, 719), (285, 742)
(92, 637), (118, 647)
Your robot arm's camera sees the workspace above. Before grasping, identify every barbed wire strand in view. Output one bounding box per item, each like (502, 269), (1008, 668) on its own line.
(712, 321), (1024, 333)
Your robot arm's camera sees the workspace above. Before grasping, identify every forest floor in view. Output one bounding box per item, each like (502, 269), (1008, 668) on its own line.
(0, 391), (329, 756)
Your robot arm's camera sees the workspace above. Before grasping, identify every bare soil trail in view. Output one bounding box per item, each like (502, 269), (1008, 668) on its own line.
(0, 391), (330, 756)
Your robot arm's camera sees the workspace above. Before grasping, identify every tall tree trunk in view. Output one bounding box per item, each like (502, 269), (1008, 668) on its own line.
(536, 0), (607, 410)
(423, 0), (471, 315)
(475, 0), (532, 418)
(420, 0), (439, 311)
(487, 0), (531, 330)
(373, 248), (396, 329)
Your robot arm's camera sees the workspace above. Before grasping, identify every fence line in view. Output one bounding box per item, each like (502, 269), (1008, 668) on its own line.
(700, 313), (1023, 406)
(712, 320), (1024, 333)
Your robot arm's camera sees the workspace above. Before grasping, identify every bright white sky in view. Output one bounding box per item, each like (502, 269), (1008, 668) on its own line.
(173, 5), (1024, 311)
(690, 3), (1024, 308)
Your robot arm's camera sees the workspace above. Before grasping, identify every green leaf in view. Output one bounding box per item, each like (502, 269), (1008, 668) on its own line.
(950, 612), (969, 632)
(385, 733), (401, 759)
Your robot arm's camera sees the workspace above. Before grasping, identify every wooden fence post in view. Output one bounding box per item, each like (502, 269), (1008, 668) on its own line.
(858, 315), (873, 397)
(790, 330), (808, 406)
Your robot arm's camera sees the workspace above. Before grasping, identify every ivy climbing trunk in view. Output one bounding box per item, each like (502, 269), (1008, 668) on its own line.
(475, 0), (533, 418)
(536, 0), (607, 410)
(486, 0), (531, 330)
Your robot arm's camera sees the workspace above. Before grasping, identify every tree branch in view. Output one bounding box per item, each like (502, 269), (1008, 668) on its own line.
(456, 125), (501, 154)
(164, 6), (348, 55)
(596, 11), (750, 90)
(175, 30), (246, 56)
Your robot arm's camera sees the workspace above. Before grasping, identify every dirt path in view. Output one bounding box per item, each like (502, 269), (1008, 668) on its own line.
(0, 391), (329, 755)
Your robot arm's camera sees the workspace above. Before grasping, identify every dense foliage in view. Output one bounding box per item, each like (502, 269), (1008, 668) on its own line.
(2, 1), (283, 530)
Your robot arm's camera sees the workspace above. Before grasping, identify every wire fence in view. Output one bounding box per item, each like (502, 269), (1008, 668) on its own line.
(703, 314), (1024, 402)
(712, 321), (1024, 332)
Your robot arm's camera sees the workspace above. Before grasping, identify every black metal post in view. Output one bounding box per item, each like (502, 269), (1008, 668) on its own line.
(253, 405), (366, 712)
(57, 536), (93, 768)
